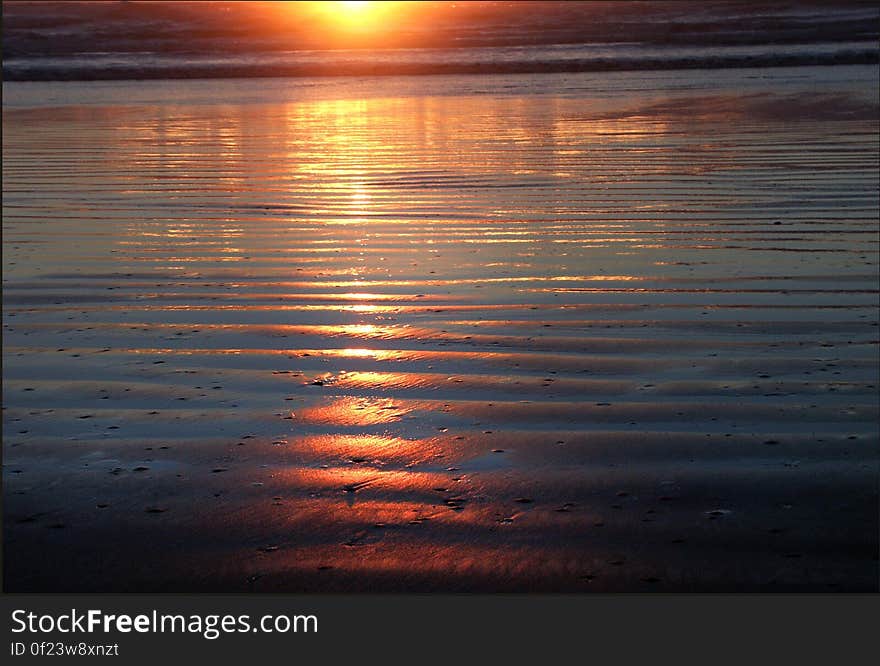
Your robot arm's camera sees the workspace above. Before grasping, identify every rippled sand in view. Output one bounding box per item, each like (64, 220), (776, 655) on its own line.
(3, 67), (878, 591)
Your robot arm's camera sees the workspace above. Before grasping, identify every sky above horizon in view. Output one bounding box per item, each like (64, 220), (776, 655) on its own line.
(4, 1), (879, 56)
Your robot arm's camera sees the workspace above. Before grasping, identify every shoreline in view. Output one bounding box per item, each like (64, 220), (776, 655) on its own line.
(4, 49), (878, 82)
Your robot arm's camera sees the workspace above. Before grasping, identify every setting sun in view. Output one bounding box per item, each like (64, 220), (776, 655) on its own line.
(307, 0), (405, 34)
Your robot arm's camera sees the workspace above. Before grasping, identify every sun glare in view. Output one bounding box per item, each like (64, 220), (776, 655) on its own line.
(307, 1), (403, 34)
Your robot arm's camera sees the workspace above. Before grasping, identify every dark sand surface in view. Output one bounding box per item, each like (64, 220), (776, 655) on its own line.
(3, 67), (878, 591)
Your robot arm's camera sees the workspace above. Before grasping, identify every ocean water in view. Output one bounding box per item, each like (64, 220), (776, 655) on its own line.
(4, 40), (878, 80)
(3, 65), (878, 591)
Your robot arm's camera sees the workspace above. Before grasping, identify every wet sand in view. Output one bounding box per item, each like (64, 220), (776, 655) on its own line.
(3, 66), (878, 591)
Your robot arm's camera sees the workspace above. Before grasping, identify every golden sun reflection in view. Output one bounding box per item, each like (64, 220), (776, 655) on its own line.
(344, 323), (381, 337)
(294, 434), (438, 463)
(341, 292), (382, 301)
(295, 397), (410, 426)
(349, 303), (382, 313)
(337, 347), (377, 358)
(301, 347), (400, 361)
